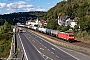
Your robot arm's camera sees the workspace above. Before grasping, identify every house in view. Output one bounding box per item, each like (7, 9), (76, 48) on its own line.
(26, 18), (47, 27)
(70, 17), (79, 28)
(58, 16), (79, 28)
(38, 20), (47, 27)
(26, 18), (39, 26)
(58, 16), (71, 26)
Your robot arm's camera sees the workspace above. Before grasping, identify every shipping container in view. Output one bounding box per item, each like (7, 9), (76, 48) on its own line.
(51, 30), (59, 36)
(41, 28), (47, 33)
(33, 26), (37, 30)
(38, 27), (42, 32)
(36, 27), (39, 31)
(46, 29), (52, 35)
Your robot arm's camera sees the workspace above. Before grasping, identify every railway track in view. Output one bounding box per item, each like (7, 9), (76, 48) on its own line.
(31, 30), (90, 50)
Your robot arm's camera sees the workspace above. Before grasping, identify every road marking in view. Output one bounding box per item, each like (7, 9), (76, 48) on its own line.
(45, 57), (49, 60)
(51, 47), (55, 50)
(24, 33), (55, 60)
(23, 33), (46, 60)
(30, 32), (80, 60)
(42, 38), (80, 60)
(48, 49), (50, 51)
(32, 40), (35, 42)
(56, 55), (59, 58)
(51, 52), (54, 54)
(18, 34), (28, 60)
(40, 48), (44, 50)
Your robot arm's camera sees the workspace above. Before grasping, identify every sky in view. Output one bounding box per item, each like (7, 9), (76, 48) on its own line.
(0, 0), (62, 14)
(0, 0), (63, 14)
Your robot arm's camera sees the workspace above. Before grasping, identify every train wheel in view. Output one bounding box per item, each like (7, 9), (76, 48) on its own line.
(69, 40), (72, 43)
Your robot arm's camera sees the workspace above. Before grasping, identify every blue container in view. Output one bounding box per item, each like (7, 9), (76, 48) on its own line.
(46, 29), (52, 34)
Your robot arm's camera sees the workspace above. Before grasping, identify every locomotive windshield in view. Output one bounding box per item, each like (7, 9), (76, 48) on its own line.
(69, 34), (74, 36)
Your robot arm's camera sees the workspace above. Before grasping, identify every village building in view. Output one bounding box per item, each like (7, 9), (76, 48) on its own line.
(58, 16), (79, 28)
(26, 18), (47, 27)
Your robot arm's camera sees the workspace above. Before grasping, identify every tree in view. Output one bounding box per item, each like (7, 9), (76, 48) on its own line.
(77, 16), (90, 34)
(66, 5), (73, 17)
(3, 21), (11, 33)
(61, 25), (70, 32)
(0, 19), (4, 26)
(46, 20), (58, 29)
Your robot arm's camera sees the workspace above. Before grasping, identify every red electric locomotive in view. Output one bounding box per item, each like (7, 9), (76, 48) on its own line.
(57, 32), (74, 42)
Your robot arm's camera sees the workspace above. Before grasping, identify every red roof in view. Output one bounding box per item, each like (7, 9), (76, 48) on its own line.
(40, 20), (45, 23)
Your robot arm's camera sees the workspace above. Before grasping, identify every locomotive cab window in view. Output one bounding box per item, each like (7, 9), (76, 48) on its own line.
(69, 34), (74, 36)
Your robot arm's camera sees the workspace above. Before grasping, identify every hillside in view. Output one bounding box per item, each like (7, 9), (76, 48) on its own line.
(0, 11), (46, 25)
(43, 0), (90, 43)
(44, 0), (90, 32)
(44, 0), (90, 19)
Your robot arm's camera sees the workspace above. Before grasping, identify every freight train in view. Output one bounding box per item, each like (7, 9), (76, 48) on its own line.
(18, 25), (75, 42)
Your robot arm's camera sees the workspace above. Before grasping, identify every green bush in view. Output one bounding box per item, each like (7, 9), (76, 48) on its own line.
(76, 31), (90, 40)
(61, 25), (70, 32)
(0, 46), (4, 53)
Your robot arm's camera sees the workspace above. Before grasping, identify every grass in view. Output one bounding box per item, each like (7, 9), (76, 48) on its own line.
(15, 48), (18, 56)
(0, 25), (13, 58)
(0, 39), (12, 58)
(75, 31), (90, 44)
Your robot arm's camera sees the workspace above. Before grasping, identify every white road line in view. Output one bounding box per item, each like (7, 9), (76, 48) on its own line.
(24, 33), (55, 60)
(32, 40), (35, 42)
(51, 52), (54, 54)
(40, 48), (44, 50)
(23, 33), (46, 60)
(45, 57), (49, 60)
(43, 39), (80, 60)
(48, 49), (50, 51)
(30, 32), (80, 60)
(18, 34), (28, 60)
(51, 47), (55, 50)
(56, 55), (59, 58)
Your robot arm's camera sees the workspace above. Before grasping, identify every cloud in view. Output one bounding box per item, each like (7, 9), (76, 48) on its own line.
(35, 6), (46, 11)
(0, 3), (6, 8)
(7, 1), (33, 9)
(0, 1), (46, 14)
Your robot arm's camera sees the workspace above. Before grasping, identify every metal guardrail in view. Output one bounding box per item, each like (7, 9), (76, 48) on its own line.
(7, 27), (17, 60)
(7, 34), (15, 60)
(8, 27), (27, 60)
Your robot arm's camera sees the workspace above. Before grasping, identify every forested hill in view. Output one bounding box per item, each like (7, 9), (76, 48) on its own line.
(43, 0), (90, 20)
(43, 0), (90, 32)
(0, 11), (46, 25)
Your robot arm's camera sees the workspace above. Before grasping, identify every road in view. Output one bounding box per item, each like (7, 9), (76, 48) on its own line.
(16, 28), (90, 60)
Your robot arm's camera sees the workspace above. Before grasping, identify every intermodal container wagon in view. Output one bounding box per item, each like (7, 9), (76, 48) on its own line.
(51, 30), (59, 37)
(46, 29), (52, 35)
